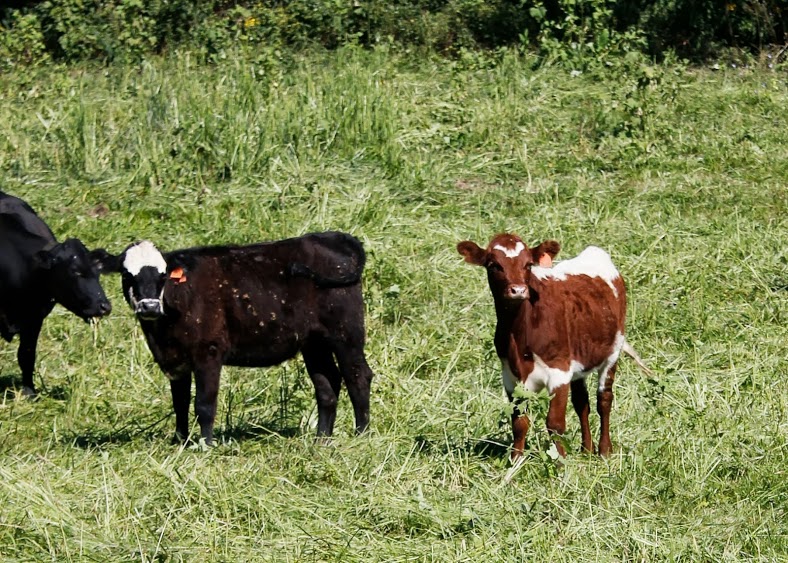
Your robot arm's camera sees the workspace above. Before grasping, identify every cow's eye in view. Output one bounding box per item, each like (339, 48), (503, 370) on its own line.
(487, 262), (503, 272)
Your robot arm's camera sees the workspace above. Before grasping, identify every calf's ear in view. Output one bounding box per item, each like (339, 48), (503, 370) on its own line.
(457, 241), (486, 266)
(531, 240), (560, 267)
(90, 248), (121, 274)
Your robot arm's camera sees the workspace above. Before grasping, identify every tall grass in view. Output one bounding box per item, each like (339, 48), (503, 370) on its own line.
(0, 47), (786, 561)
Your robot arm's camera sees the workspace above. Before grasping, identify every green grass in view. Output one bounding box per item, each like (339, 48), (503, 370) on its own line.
(0, 46), (786, 561)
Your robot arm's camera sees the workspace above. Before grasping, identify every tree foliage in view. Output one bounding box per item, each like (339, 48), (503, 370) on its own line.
(0, 0), (786, 66)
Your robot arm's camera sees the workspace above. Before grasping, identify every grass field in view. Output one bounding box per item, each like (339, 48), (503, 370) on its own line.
(0, 46), (787, 561)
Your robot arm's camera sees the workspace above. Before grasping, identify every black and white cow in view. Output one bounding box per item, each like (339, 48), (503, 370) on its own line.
(97, 231), (374, 445)
(0, 191), (112, 395)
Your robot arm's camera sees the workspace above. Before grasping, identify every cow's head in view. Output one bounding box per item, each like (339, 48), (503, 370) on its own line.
(95, 241), (167, 320)
(32, 238), (112, 321)
(457, 234), (560, 303)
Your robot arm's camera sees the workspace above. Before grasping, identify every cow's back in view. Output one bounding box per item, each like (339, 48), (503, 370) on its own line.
(156, 235), (365, 368)
(527, 261), (626, 371)
(0, 193), (56, 293)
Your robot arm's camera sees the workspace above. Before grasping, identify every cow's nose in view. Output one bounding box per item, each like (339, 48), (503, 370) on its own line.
(99, 301), (112, 316)
(507, 285), (528, 299)
(136, 299), (162, 318)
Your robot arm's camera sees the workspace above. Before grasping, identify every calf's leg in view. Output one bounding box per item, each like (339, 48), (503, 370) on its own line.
(597, 362), (617, 457)
(335, 345), (373, 435)
(302, 344), (343, 437)
(510, 395), (531, 459)
(169, 373), (192, 443)
(194, 361), (222, 446)
(18, 317), (44, 396)
(571, 378), (593, 453)
(546, 383), (569, 457)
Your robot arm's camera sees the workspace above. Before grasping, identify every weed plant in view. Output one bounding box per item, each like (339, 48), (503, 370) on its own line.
(0, 46), (786, 560)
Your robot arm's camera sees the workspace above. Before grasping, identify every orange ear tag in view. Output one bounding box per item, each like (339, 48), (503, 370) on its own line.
(538, 255), (553, 267)
(169, 267), (187, 284)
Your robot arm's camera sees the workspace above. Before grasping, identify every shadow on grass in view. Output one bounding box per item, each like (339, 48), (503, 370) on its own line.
(0, 373), (21, 395)
(0, 373), (72, 401)
(217, 418), (304, 443)
(66, 415), (304, 449)
(414, 433), (512, 460)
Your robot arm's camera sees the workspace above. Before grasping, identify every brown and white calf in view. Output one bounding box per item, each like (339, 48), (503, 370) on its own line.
(458, 233), (646, 458)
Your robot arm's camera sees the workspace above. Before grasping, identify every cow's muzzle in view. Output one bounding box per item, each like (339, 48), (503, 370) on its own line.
(135, 298), (164, 320)
(81, 300), (112, 322)
(505, 285), (529, 300)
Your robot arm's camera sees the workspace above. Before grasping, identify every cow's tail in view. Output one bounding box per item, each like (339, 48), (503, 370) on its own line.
(288, 233), (366, 288)
(622, 339), (654, 378)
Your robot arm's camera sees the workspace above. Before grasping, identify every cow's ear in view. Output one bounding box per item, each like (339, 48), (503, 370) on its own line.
(90, 248), (121, 274)
(531, 240), (560, 267)
(457, 241), (486, 266)
(32, 249), (54, 271)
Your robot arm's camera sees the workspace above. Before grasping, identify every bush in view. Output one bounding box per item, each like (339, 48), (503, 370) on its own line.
(0, 0), (785, 66)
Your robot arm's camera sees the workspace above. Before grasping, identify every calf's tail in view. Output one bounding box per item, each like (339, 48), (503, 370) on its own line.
(622, 339), (654, 378)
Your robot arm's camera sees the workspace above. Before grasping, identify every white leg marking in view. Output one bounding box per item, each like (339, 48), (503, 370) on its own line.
(598, 332), (625, 392)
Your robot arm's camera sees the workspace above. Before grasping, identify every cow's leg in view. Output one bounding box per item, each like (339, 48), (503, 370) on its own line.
(169, 373), (192, 443)
(546, 383), (569, 457)
(571, 378), (593, 453)
(194, 361), (222, 446)
(334, 345), (373, 435)
(597, 362), (617, 457)
(509, 393), (531, 459)
(302, 344), (342, 437)
(18, 317), (44, 396)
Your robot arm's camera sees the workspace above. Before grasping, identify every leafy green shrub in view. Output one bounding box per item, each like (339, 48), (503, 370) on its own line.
(0, 10), (48, 68)
(0, 0), (785, 65)
(615, 0), (786, 58)
(523, 0), (647, 69)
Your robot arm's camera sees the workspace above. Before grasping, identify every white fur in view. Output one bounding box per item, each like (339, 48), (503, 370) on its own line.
(597, 332), (625, 392)
(532, 246), (620, 297)
(501, 359), (518, 395)
(524, 356), (587, 393)
(502, 331), (626, 394)
(493, 242), (525, 258)
(123, 241), (167, 276)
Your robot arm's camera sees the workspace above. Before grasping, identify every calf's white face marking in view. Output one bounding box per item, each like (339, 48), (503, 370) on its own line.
(493, 242), (525, 258)
(123, 240), (167, 276)
(122, 241), (168, 318)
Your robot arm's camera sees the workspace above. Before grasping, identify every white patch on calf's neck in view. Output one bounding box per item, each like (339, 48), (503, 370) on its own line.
(493, 242), (525, 258)
(532, 246), (620, 296)
(123, 241), (167, 276)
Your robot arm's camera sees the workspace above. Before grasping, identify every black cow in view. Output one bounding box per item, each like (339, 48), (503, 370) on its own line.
(97, 231), (374, 445)
(0, 191), (112, 395)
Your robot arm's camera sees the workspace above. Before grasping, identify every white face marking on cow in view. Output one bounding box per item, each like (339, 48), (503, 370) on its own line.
(123, 241), (167, 276)
(493, 242), (525, 258)
(532, 246), (621, 296)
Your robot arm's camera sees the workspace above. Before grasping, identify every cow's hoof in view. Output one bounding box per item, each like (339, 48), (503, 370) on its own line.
(20, 386), (38, 399)
(190, 437), (214, 452)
